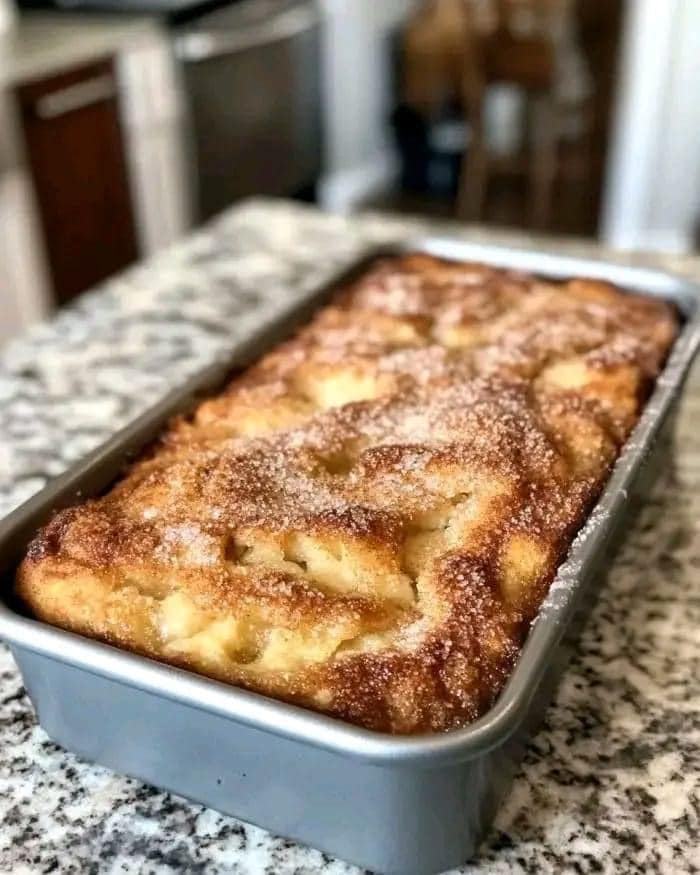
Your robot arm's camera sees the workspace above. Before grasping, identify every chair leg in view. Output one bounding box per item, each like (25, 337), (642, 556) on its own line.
(530, 95), (558, 229)
(457, 125), (488, 221)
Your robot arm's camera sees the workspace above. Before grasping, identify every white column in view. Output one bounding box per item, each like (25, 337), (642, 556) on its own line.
(601, 0), (700, 252)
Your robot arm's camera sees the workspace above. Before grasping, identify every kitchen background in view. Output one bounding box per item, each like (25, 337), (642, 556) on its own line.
(1, 0), (700, 344)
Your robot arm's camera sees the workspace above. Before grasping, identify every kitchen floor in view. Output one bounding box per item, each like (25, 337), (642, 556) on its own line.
(369, 149), (601, 239)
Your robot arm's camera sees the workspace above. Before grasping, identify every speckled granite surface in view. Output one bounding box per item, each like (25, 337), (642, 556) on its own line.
(0, 200), (698, 874)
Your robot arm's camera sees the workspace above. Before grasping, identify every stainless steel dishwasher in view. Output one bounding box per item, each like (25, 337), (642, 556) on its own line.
(175, 0), (322, 222)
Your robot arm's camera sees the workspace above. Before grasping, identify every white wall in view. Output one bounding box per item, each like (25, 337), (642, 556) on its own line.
(602, 0), (700, 252)
(318, 0), (419, 211)
(0, 0), (16, 34)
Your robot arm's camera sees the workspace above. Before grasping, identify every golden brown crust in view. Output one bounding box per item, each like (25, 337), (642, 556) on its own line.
(16, 254), (678, 734)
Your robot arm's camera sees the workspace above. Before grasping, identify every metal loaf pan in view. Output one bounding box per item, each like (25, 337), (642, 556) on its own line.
(0, 239), (698, 875)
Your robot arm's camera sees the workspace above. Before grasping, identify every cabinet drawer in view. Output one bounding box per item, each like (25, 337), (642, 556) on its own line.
(16, 58), (139, 305)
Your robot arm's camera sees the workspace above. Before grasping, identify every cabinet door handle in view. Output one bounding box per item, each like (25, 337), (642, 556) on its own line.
(34, 75), (117, 120)
(176, 6), (317, 62)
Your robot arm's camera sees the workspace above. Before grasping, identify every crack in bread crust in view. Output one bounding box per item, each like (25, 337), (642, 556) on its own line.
(16, 254), (678, 734)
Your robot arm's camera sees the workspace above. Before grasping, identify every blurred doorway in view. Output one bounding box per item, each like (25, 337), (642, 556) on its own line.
(382, 0), (625, 238)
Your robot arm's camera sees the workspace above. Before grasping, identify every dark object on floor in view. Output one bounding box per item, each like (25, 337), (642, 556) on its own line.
(391, 105), (431, 192)
(391, 104), (465, 196)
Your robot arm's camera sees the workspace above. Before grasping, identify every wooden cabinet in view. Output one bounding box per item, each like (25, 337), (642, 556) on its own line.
(15, 58), (138, 305)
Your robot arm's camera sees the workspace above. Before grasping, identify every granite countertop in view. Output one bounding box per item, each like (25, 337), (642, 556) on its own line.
(0, 12), (162, 89)
(0, 199), (698, 874)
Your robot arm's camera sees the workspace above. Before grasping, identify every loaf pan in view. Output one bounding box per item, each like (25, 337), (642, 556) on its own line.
(0, 239), (698, 875)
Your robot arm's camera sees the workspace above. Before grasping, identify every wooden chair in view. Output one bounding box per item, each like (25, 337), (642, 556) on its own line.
(401, 0), (480, 118)
(457, 0), (565, 228)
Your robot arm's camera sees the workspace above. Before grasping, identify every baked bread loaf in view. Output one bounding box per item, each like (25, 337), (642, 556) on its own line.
(17, 254), (678, 734)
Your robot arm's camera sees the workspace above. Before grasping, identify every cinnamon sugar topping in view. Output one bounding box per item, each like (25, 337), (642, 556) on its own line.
(16, 253), (678, 734)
